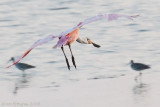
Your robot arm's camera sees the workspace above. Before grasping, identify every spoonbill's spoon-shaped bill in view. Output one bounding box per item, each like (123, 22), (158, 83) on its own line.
(7, 13), (139, 68)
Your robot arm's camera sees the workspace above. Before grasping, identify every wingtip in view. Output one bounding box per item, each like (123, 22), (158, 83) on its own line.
(6, 61), (18, 69)
(6, 65), (12, 69)
(52, 45), (57, 49)
(130, 15), (140, 19)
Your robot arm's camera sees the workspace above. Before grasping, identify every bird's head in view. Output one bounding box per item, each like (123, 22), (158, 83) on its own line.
(87, 37), (101, 48)
(86, 38), (93, 44)
(8, 57), (15, 63)
(130, 60), (134, 64)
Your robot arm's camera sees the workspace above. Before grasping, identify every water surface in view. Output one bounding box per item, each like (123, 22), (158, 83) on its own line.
(0, 0), (160, 107)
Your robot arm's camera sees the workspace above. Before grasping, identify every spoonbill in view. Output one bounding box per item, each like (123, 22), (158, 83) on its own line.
(7, 14), (139, 70)
(8, 57), (35, 71)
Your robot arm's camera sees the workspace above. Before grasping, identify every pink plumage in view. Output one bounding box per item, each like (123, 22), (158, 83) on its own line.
(7, 13), (139, 68)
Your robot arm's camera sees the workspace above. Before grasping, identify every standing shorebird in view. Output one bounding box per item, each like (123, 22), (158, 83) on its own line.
(6, 14), (139, 70)
(8, 57), (35, 71)
(130, 60), (150, 80)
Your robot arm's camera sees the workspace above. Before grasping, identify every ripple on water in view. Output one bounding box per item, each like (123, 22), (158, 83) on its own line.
(41, 85), (60, 88)
(91, 50), (117, 54)
(126, 23), (139, 26)
(48, 7), (69, 11)
(137, 29), (150, 32)
(88, 74), (125, 80)
(0, 24), (26, 28)
(0, 19), (13, 22)
(47, 61), (57, 63)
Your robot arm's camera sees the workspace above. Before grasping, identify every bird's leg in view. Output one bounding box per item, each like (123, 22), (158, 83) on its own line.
(134, 75), (138, 82)
(68, 44), (77, 69)
(61, 46), (70, 70)
(139, 72), (142, 76)
(139, 72), (142, 82)
(134, 72), (143, 82)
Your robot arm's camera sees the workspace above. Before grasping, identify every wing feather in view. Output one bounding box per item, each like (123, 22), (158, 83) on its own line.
(53, 14), (139, 48)
(7, 35), (57, 68)
(7, 13), (139, 68)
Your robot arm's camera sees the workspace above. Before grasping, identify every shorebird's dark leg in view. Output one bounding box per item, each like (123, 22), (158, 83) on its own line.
(68, 44), (77, 69)
(139, 72), (142, 82)
(134, 75), (138, 82)
(135, 72), (143, 82)
(61, 46), (70, 70)
(139, 72), (142, 76)
(13, 83), (18, 94)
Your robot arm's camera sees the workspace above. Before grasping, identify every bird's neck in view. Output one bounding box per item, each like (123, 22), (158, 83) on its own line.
(131, 61), (134, 65)
(76, 37), (88, 44)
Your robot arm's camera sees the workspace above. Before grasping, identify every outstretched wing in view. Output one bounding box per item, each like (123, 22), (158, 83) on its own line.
(7, 13), (139, 68)
(77, 14), (139, 28)
(53, 14), (139, 48)
(7, 35), (57, 68)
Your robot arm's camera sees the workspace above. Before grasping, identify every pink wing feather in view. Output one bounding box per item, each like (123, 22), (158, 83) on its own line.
(6, 35), (57, 68)
(7, 13), (139, 68)
(78, 14), (139, 27)
(53, 14), (139, 48)
(53, 35), (71, 48)
(76, 14), (139, 29)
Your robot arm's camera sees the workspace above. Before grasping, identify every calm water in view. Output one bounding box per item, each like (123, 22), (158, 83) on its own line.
(0, 0), (160, 107)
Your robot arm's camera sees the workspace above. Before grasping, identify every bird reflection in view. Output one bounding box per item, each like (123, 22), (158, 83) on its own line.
(134, 73), (142, 83)
(132, 81), (150, 105)
(13, 72), (31, 95)
(7, 57), (35, 94)
(133, 82), (149, 95)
